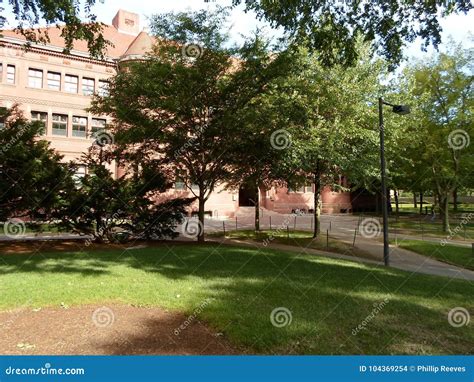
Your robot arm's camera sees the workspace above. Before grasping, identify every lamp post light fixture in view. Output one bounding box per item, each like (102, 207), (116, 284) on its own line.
(378, 98), (410, 266)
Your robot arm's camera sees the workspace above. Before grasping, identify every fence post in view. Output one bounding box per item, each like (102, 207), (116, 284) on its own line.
(269, 216), (272, 230)
(294, 216), (297, 230)
(326, 229), (329, 249)
(235, 216), (238, 231)
(421, 223), (424, 241)
(287, 225), (290, 239)
(353, 227), (357, 247)
(311, 217), (313, 230)
(329, 221), (332, 232)
(223, 221), (226, 237)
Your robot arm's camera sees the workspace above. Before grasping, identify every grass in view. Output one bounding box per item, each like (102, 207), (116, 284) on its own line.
(208, 229), (378, 261)
(395, 240), (474, 271)
(0, 242), (473, 354)
(388, 217), (474, 240)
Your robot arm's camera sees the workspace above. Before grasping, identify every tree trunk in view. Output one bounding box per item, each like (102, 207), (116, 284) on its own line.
(439, 194), (450, 233)
(394, 190), (399, 217)
(453, 189), (458, 212)
(198, 194), (205, 243)
(313, 171), (322, 239)
(419, 193), (423, 215)
(254, 184), (260, 231)
(413, 193), (417, 208)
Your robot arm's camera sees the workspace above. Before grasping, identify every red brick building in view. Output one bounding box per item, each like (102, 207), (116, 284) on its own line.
(1, 9), (373, 218)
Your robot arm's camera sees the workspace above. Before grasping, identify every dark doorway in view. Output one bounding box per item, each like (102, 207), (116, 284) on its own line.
(239, 185), (258, 207)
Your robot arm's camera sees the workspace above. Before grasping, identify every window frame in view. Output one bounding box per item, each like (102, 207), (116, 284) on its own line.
(82, 77), (95, 95)
(64, 74), (79, 93)
(52, 114), (68, 136)
(72, 116), (88, 138)
(28, 68), (43, 89)
(47, 71), (61, 91)
(31, 111), (48, 135)
(6, 65), (16, 84)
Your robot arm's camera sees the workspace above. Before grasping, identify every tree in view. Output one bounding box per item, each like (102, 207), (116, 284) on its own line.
(286, 45), (383, 237)
(233, 0), (472, 68)
(0, 0), (109, 58)
(91, 8), (292, 242)
(396, 44), (474, 232)
(0, 105), (70, 222)
(56, 146), (193, 242)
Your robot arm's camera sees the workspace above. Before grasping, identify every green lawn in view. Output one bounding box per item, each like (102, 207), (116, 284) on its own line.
(395, 240), (474, 271)
(386, 217), (474, 241)
(0, 243), (472, 354)
(209, 229), (378, 260)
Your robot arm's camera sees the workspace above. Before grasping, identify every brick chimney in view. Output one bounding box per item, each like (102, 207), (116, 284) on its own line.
(112, 10), (140, 35)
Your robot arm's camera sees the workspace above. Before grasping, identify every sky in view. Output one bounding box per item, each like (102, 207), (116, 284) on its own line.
(2, 0), (473, 60)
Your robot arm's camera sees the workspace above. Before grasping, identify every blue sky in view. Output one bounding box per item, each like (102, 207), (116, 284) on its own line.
(2, 0), (473, 59)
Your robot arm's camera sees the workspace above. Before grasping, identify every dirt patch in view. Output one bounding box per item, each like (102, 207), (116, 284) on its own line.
(0, 305), (237, 355)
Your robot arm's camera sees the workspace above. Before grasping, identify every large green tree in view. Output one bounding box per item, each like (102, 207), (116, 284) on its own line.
(90, 8), (288, 242)
(0, 106), (70, 222)
(286, 45), (384, 237)
(396, 44), (474, 232)
(233, 0), (472, 67)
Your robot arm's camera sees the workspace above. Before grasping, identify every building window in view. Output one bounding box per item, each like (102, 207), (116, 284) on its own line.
(47, 72), (61, 91)
(52, 114), (68, 136)
(91, 118), (106, 135)
(65, 75), (79, 93)
(305, 184), (313, 193)
(7, 65), (15, 84)
(31, 111), (48, 135)
(72, 116), (87, 138)
(98, 80), (109, 96)
(28, 69), (43, 88)
(82, 77), (95, 95)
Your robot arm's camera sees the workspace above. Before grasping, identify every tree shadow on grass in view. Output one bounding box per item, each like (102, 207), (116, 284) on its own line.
(0, 242), (473, 354)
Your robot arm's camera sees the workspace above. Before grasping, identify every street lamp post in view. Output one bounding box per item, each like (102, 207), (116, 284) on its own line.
(378, 98), (410, 266)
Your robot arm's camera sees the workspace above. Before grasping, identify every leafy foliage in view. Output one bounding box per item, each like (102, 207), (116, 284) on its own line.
(0, 106), (70, 221)
(56, 146), (193, 242)
(233, 0), (473, 68)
